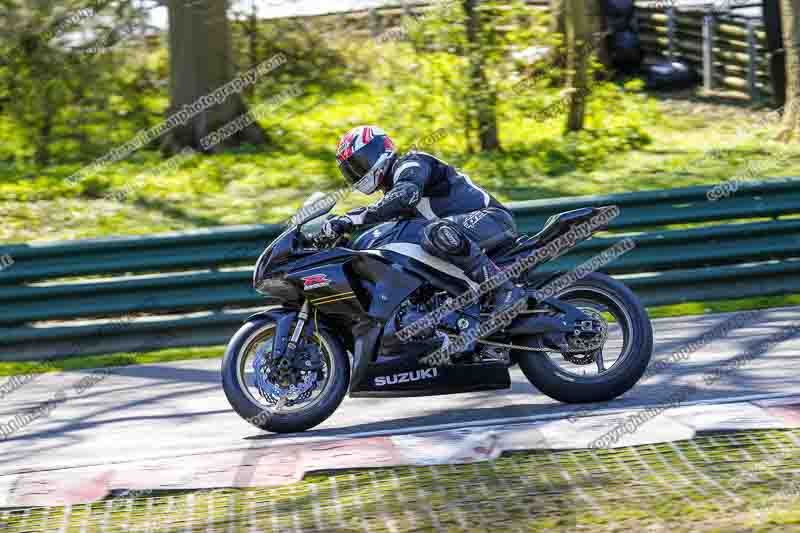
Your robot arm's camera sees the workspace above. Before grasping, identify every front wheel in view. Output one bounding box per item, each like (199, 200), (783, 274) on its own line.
(514, 272), (653, 403)
(221, 318), (350, 433)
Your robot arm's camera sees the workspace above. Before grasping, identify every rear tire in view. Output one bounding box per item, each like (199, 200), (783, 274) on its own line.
(221, 318), (350, 433)
(515, 272), (652, 403)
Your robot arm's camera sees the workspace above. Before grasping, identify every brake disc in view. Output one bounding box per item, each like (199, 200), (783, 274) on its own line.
(253, 344), (319, 406)
(562, 349), (599, 365)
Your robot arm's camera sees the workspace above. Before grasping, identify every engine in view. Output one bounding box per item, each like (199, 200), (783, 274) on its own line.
(379, 286), (479, 358)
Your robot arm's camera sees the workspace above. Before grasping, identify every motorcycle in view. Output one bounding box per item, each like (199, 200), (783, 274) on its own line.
(222, 197), (653, 433)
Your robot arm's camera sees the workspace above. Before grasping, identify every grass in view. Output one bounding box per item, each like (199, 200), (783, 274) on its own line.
(2, 77), (800, 243)
(646, 293), (800, 319)
(2, 428), (799, 531)
(0, 346), (223, 377)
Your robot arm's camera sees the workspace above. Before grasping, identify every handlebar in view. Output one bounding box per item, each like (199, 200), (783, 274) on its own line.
(311, 232), (346, 249)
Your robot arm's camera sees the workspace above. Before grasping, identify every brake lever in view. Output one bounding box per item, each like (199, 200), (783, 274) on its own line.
(312, 233), (345, 249)
(312, 233), (328, 248)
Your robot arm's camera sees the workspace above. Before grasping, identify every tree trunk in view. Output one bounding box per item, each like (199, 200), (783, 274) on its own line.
(550, 0), (566, 34)
(161, 0), (267, 155)
(587, 1), (610, 69)
(564, 0), (590, 132)
(35, 85), (54, 167)
(551, 2), (608, 76)
(247, 0), (258, 97)
(778, 0), (800, 142)
(463, 0), (500, 152)
(549, 0), (566, 68)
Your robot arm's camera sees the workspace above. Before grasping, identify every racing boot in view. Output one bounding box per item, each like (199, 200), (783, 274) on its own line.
(465, 255), (527, 318)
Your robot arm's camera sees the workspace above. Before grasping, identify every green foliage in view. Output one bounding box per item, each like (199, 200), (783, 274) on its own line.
(2, 0), (783, 246)
(0, 74), (660, 243)
(0, 345), (223, 376)
(0, 1), (163, 168)
(0, 0), (647, 174)
(399, 0), (554, 151)
(229, 7), (350, 100)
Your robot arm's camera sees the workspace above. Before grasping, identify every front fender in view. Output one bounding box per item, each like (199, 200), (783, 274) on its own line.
(245, 307), (299, 360)
(246, 306), (297, 324)
(245, 306), (340, 344)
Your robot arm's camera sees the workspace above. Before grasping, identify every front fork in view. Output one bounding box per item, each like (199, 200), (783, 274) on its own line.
(270, 300), (311, 364)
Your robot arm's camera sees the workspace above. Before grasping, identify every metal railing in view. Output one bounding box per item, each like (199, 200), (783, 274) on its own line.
(635, 1), (772, 101)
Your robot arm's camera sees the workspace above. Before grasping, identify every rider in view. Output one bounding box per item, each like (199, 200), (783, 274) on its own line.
(321, 125), (525, 315)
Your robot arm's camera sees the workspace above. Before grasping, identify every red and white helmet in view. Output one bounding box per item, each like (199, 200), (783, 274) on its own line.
(336, 126), (396, 194)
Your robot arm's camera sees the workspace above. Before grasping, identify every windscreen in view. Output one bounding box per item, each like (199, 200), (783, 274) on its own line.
(290, 192), (337, 227)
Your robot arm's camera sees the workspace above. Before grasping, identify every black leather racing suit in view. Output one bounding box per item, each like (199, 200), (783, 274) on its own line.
(346, 151), (518, 275)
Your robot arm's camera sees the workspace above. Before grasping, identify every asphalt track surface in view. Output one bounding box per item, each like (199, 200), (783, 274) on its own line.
(1, 306), (799, 477)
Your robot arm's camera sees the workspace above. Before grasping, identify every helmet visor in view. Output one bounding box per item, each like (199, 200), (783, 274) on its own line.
(338, 157), (370, 185)
(338, 136), (386, 182)
(353, 172), (379, 195)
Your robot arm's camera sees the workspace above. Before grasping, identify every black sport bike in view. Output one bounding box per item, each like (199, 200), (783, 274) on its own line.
(222, 198), (653, 433)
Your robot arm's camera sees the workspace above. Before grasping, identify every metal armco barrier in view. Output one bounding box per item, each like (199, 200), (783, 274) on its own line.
(2, 179), (800, 361)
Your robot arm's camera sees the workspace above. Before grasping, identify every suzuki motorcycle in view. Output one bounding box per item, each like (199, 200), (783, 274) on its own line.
(222, 197), (653, 433)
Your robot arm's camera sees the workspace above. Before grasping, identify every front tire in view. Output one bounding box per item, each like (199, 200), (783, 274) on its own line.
(515, 272), (653, 403)
(221, 318), (350, 433)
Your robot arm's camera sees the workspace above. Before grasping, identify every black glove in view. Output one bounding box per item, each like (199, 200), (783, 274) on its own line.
(320, 215), (354, 241)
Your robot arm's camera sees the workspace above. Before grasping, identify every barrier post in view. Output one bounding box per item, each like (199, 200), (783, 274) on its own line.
(368, 8), (382, 38)
(667, 6), (677, 60)
(763, 0), (786, 106)
(702, 12), (715, 92)
(746, 18), (759, 101)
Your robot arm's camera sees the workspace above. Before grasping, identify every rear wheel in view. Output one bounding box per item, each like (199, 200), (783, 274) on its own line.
(221, 318), (350, 433)
(514, 272), (652, 403)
